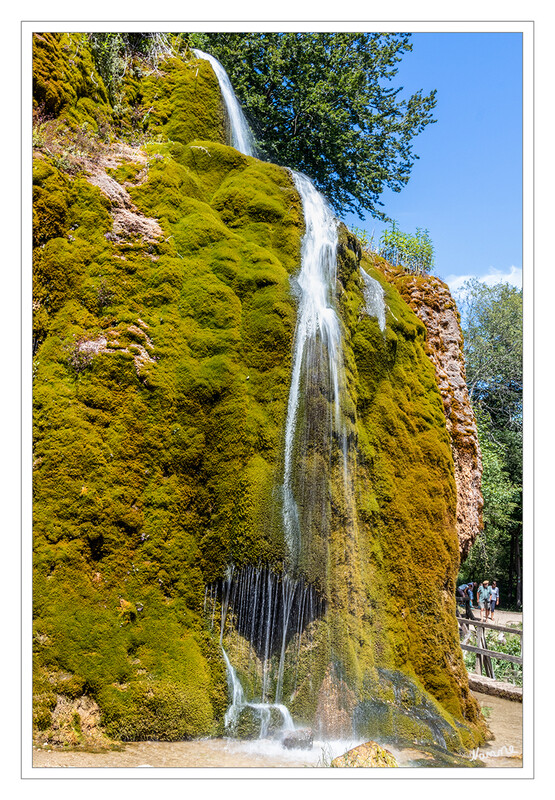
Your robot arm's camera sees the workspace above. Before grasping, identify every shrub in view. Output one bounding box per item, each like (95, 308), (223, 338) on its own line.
(379, 222), (434, 275)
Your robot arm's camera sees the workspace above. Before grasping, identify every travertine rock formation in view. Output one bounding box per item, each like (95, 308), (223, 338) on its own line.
(379, 264), (483, 559)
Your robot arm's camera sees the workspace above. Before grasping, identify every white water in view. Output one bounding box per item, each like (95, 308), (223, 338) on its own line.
(361, 267), (386, 332)
(282, 171), (345, 561)
(193, 49), (256, 157)
(218, 567), (295, 738)
(195, 49), (352, 742)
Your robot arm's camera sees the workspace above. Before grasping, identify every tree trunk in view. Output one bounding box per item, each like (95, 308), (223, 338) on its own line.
(515, 533), (522, 609)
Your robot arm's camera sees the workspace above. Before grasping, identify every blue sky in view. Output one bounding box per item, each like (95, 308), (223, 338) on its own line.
(343, 32), (523, 295)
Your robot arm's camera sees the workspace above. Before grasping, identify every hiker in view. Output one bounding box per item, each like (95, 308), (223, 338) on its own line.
(463, 581), (477, 608)
(490, 580), (500, 622)
(477, 580), (492, 622)
(468, 582), (478, 608)
(457, 583), (476, 620)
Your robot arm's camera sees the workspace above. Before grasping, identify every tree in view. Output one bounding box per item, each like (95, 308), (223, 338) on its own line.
(458, 411), (520, 596)
(188, 33), (436, 219)
(457, 280), (523, 608)
(460, 279), (523, 429)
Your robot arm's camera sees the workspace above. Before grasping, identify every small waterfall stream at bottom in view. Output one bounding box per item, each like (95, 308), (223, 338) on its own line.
(220, 642), (295, 738)
(205, 565), (325, 741)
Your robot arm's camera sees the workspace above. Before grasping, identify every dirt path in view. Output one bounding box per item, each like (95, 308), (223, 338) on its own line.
(492, 609), (523, 626)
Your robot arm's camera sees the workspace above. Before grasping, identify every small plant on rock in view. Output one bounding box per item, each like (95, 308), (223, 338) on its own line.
(67, 338), (94, 374)
(379, 222), (434, 275)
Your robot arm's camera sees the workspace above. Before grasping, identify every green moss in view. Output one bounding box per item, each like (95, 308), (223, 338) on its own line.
(33, 34), (483, 751)
(33, 33), (109, 118)
(33, 35), (304, 742)
(138, 56), (226, 146)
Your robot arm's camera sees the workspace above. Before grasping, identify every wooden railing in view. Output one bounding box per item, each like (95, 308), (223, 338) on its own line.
(456, 617), (522, 679)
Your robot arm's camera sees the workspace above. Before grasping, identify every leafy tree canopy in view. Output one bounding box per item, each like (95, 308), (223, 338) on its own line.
(188, 32), (437, 219)
(459, 411), (519, 581)
(458, 279), (523, 607)
(459, 279), (523, 432)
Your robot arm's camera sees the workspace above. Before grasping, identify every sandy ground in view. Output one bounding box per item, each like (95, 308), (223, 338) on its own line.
(492, 609), (523, 626)
(458, 608), (523, 627)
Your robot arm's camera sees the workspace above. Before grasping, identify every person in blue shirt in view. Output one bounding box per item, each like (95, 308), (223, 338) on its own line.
(467, 582), (477, 607)
(477, 580), (492, 622)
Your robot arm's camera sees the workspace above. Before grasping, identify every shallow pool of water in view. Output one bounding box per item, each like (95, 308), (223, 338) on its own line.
(32, 691), (522, 770)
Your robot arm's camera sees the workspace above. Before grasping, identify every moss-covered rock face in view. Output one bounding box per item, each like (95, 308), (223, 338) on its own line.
(33, 33), (302, 745)
(32, 34), (485, 753)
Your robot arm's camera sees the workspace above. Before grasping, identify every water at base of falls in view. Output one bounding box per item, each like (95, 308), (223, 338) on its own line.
(220, 645), (295, 738)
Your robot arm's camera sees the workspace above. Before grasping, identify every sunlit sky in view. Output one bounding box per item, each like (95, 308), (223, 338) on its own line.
(343, 32), (523, 296)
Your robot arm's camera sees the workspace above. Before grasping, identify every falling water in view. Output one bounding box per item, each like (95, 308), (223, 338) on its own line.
(210, 566), (315, 737)
(195, 48), (351, 739)
(361, 267), (386, 332)
(282, 171), (347, 565)
(193, 49), (256, 157)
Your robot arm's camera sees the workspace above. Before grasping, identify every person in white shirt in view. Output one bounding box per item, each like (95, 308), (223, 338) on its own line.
(489, 580), (500, 622)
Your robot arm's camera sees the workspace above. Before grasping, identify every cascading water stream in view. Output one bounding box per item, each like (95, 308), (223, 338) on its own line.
(282, 171), (348, 564)
(192, 49), (256, 157)
(216, 566), (295, 737)
(361, 267), (386, 332)
(194, 48), (359, 739)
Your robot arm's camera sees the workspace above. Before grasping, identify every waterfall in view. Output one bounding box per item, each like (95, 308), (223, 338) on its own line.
(193, 49), (256, 157)
(361, 267), (386, 332)
(282, 171), (347, 566)
(196, 48), (353, 739)
(212, 566), (302, 737)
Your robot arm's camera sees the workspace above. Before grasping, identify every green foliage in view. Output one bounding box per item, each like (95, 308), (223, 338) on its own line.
(459, 279), (522, 427)
(379, 222), (435, 274)
(350, 226), (377, 252)
(190, 33), (436, 219)
(458, 280), (522, 608)
(459, 412), (520, 590)
(87, 33), (174, 104)
(462, 629), (522, 686)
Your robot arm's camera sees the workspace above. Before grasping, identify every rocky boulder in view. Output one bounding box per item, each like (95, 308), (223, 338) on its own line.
(331, 741), (398, 768)
(282, 728), (314, 750)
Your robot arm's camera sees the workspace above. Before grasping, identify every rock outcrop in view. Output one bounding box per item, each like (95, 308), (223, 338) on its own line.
(377, 264), (483, 559)
(331, 741), (398, 768)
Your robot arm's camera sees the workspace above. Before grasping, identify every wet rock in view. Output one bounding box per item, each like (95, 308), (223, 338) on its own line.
(315, 665), (356, 739)
(228, 707), (261, 740)
(281, 728), (313, 750)
(331, 740), (398, 768)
